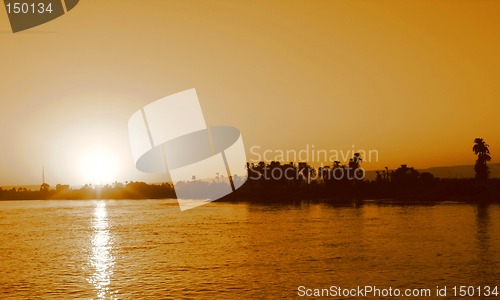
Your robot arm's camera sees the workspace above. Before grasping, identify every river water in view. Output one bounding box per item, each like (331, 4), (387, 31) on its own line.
(1, 200), (499, 299)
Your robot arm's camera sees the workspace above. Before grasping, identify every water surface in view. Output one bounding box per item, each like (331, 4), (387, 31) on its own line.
(1, 200), (499, 298)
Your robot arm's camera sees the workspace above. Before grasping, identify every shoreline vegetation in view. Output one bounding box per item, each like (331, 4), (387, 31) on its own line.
(1, 138), (497, 203)
(1, 163), (499, 203)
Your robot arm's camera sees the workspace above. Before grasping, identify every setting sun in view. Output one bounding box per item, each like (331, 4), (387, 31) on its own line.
(77, 147), (120, 185)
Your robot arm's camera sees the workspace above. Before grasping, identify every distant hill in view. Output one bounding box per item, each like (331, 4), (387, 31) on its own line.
(421, 163), (500, 179)
(365, 163), (500, 181)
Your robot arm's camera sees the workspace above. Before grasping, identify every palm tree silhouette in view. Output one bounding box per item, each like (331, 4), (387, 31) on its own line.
(473, 138), (491, 181)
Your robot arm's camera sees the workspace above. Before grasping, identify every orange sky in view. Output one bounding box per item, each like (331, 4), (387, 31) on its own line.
(0, 0), (499, 185)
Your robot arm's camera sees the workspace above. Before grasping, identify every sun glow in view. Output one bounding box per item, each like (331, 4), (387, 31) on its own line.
(77, 147), (120, 185)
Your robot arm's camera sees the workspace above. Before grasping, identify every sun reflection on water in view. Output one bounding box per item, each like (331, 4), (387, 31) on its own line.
(89, 201), (116, 299)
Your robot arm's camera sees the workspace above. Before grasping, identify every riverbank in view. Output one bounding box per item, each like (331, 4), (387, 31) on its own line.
(1, 178), (499, 203)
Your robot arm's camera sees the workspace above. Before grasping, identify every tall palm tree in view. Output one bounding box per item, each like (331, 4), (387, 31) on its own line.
(473, 138), (491, 181)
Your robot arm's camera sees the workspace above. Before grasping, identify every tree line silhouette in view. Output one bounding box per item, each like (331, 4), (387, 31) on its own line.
(0, 138), (498, 202)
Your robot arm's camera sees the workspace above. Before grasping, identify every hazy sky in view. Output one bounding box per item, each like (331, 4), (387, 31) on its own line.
(0, 0), (499, 185)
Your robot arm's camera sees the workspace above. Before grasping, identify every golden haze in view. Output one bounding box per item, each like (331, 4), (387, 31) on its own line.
(0, 0), (499, 185)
